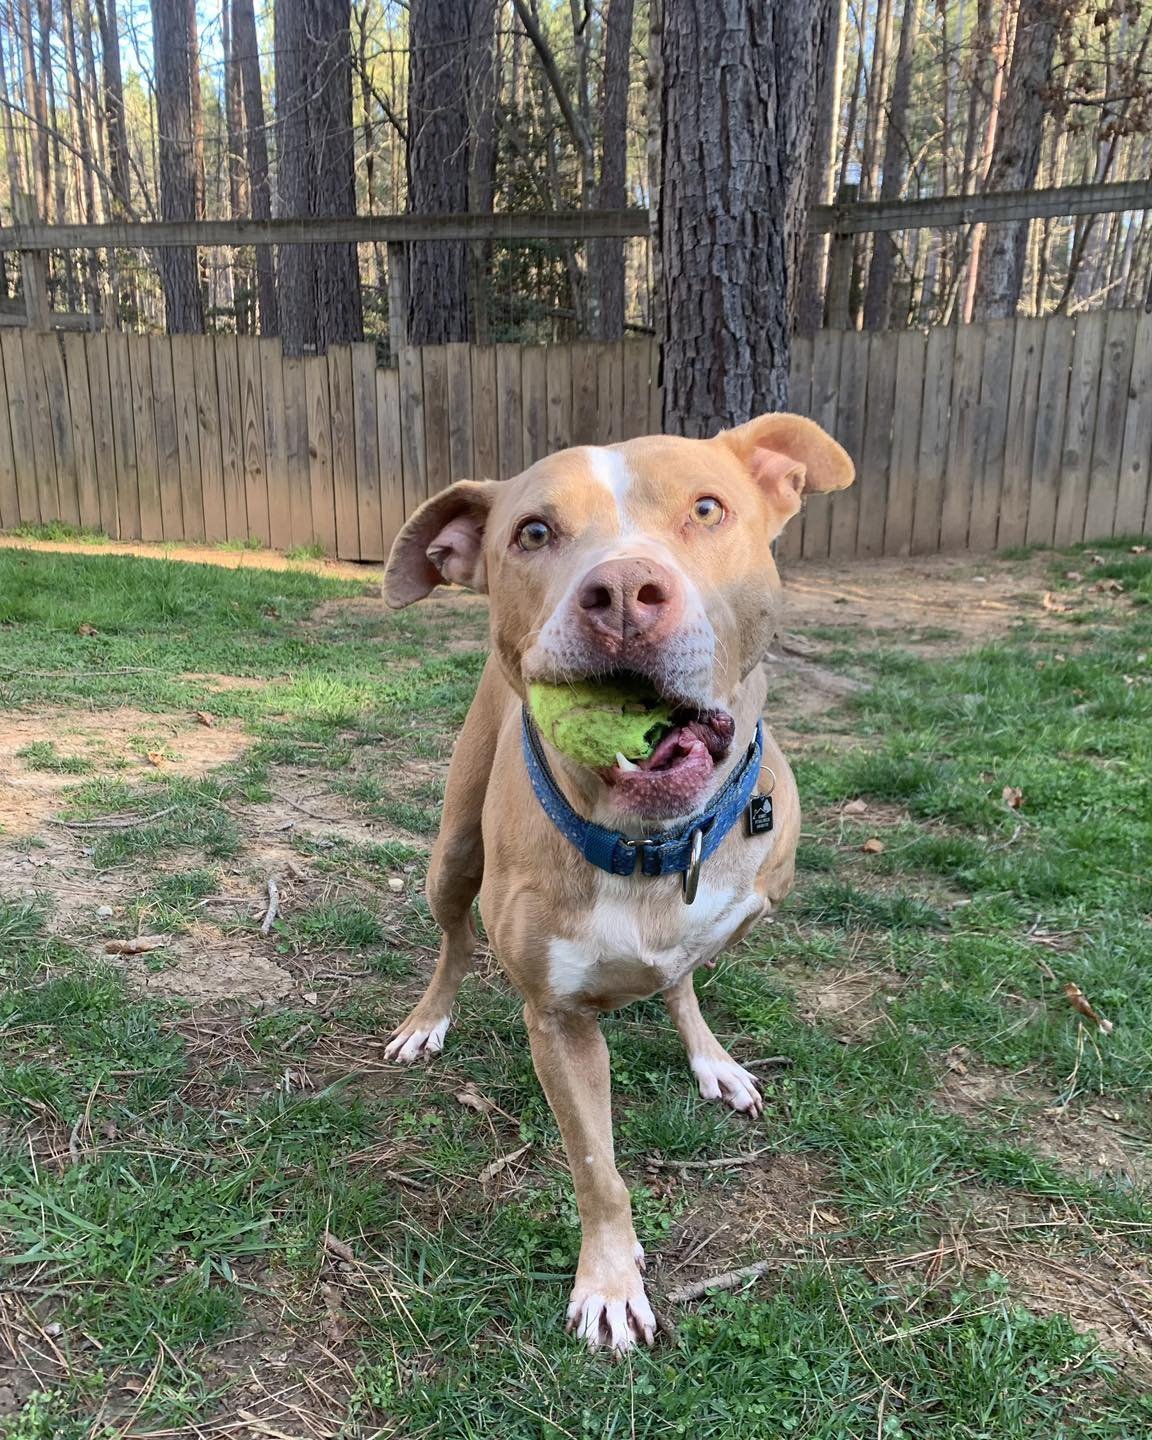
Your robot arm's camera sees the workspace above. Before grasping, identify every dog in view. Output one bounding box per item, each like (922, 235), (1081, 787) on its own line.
(381, 412), (855, 1351)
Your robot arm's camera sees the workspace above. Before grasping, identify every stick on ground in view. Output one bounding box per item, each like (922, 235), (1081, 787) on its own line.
(664, 1258), (783, 1305)
(260, 876), (280, 935)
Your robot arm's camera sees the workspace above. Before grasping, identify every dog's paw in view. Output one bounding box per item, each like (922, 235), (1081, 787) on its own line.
(566, 1250), (656, 1353)
(691, 1054), (763, 1116)
(383, 1015), (450, 1064)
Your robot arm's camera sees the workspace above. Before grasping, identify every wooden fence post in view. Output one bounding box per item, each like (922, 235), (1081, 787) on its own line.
(825, 183), (857, 330)
(387, 241), (408, 357)
(14, 190), (49, 331)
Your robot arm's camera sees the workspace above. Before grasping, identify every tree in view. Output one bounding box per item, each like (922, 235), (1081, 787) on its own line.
(150, 0), (203, 331)
(657, 0), (832, 435)
(407, 0), (471, 345)
(972, 0), (1064, 318)
(233, 0), (278, 335)
(93, 0), (130, 216)
(589, 0), (634, 340)
(797, 0), (845, 336)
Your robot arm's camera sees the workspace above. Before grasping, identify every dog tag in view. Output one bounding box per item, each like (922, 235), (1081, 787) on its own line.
(745, 794), (774, 836)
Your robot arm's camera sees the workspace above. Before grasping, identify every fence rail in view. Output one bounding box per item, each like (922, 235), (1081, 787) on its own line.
(0, 316), (1149, 563)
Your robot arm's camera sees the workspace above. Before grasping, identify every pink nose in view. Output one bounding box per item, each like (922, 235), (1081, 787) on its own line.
(576, 558), (683, 645)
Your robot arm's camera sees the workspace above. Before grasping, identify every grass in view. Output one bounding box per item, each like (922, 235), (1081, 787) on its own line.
(1, 541), (1152, 1436)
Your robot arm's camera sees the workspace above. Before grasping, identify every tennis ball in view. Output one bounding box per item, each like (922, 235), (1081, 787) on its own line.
(529, 681), (674, 768)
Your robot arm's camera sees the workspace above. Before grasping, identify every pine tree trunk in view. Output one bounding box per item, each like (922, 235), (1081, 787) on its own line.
(221, 0), (249, 332)
(972, 0), (1063, 319)
(658, 0), (831, 435)
(862, 0), (922, 330)
(797, 0), (845, 337)
(589, 0), (633, 340)
(407, 0), (471, 344)
(233, 0), (278, 336)
(467, 0), (497, 345)
(93, 0), (130, 216)
(151, 0), (203, 331)
(859, 0), (894, 200)
(18, 0), (47, 217)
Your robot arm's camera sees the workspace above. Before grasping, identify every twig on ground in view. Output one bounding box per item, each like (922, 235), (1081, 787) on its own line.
(283, 794), (345, 823)
(745, 1055), (795, 1069)
(260, 876), (280, 936)
(50, 805), (176, 831)
(1113, 1289), (1152, 1346)
(646, 1151), (769, 1172)
(664, 1258), (783, 1304)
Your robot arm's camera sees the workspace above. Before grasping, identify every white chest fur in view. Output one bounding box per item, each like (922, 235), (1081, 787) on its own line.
(547, 844), (770, 1004)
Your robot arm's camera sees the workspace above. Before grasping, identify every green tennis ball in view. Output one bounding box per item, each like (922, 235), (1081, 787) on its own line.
(529, 681), (674, 768)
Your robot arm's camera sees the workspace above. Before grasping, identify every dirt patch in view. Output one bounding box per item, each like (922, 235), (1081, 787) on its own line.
(117, 928), (296, 1005)
(0, 706), (250, 839)
(0, 533), (381, 583)
(778, 963), (905, 1038)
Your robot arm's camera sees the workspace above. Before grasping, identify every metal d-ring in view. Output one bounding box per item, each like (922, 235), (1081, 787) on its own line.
(682, 827), (703, 905)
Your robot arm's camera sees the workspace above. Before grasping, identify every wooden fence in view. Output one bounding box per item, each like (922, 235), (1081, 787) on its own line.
(0, 314), (1149, 563)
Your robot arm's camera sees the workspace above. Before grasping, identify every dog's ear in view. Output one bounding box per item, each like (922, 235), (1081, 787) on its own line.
(719, 413), (854, 531)
(384, 480), (500, 608)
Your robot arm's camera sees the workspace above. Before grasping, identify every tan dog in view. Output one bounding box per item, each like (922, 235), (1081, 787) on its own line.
(382, 413), (854, 1351)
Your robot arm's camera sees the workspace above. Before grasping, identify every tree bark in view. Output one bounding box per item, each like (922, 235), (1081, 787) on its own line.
(862, 0), (921, 330)
(93, 0), (130, 216)
(657, 0), (831, 435)
(797, 0), (845, 336)
(18, 0), (47, 217)
(274, 0), (314, 353)
(407, 0), (471, 344)
(589, 0), (634, 340)
(972, 0), (1064, 319)
(233, 0), (277, 334)
(150, 0), (203, 331)
(859, 0), (894, 200)
(467, 0), (497, 344)
(221, 0), (249, 332)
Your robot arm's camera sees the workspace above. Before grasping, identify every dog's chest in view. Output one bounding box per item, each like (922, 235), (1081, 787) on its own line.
(547, 866), (766, 1005)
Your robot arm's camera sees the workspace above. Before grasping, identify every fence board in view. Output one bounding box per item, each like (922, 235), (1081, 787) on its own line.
(260, 338), (291, 552)
(127, 335), (161, 541)
(0, 334), (18, 528)
(968, 319), (1015, 552)
(621, 341), (651, 442)
(422, 345), (451, 498)
(149, 335), (183, 540)
(282, 354), (312, 549)
(1084, 308), (1138, 542)
(598, 343), (624, 444)
(856, 331), (899, 558)
(61, 333), (100, 532)
(803, 329), (843, 560)
(1053, 311), (1105, 548)
(376, 364), (406, 553)
(883, 329), (927, 557)
(470, 344), (499, 478)
(1, 332), (36, 524)
(192, 336), (227, 543)
(238, 337), (269, 545)
(571, 341), (598, 447)
(352, 341), (383, 561)
(446, 342), (474, 485)
(997, 317), (1045, 550)
(85, 335), (119, 535)
(776, 335), (814, 563)
(909, 326), (956, 554)
(495, 342), (523, 478)
(939, 322), (985, 551)
(105, 333), (139, 538)
(214, 335), (247, 541)
(1026, 316), (1075, 548)
(305, 355), (337, 552)
(522, 346), (547, 465)
(35, 334), (78, 527)
(327, 344), (359, 559)
(171, 336), (205, 542)
(398, 345), (427, 505)
(1117, 310), (1152, 536)
(828, 333), (868, 560)
(546, 344), (573, 455)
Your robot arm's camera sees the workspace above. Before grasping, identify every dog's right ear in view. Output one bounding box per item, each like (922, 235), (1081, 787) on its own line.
(384, 480), (500, 608)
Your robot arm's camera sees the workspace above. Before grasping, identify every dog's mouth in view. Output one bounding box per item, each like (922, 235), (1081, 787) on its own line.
(598, 705), (734, 790)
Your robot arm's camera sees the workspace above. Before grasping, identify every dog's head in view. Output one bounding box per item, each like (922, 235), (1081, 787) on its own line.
(385, 414), (854, 817)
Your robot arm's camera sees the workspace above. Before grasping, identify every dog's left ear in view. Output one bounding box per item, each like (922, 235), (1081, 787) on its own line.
(719, 413), (854, 530)
(384, 480), (500, 608)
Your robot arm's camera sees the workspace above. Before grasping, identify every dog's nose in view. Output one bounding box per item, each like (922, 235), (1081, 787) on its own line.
(576, 558), (683, 644)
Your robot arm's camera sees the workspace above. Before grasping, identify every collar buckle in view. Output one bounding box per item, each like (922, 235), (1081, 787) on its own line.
(682, 828), (704, 904)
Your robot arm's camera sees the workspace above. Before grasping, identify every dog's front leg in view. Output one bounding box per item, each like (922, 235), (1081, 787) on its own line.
(524, 1002), (656, 1353)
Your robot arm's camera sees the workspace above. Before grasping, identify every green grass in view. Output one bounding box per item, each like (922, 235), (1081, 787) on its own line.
(15, 739), (93, 774)
(3, 545), (1152, 1436)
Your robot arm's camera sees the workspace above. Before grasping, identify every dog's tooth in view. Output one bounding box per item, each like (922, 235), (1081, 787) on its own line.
(615, 752), (639, 772)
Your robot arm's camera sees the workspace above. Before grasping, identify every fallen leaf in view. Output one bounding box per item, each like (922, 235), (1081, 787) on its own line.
(104, 935), (167, 955)
(814, 1208), (842, 1226)
(77, 622), (98, 636)
(146, 751), (165, 767)
(387, 876), (405, 893)
(456, 1082), (497, 1115)
(1064, 983), (1114, 1036)
(1002, 785), (1024, 809)
(1091, 553), (1106, 564)
(1064, 570), (1083, 582)
(1091, 577), (1124, 593)
(322, 1230), (355, 1265)
(302, 991), (319, 1006)
(1131, 545), (1147, 555)
(861, 838), (885, 854)
(194, 710), (215, 727)
(478, 1142), (532, 1186)
(1042, 591), (1072, 614)
(842, 799), (868, 815)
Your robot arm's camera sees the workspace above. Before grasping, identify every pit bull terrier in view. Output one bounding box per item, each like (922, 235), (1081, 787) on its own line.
(381, 413), (855, 1351)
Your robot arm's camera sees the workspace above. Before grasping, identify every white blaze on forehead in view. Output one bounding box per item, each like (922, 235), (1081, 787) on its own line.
(585, 446), (634, 530)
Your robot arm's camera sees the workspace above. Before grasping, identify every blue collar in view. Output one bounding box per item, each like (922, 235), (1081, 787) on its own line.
(520, 709), (766, 891)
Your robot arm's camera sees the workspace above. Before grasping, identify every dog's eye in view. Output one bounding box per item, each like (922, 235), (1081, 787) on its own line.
(691, 497), (725, 528)
(515, 518), (553, 551)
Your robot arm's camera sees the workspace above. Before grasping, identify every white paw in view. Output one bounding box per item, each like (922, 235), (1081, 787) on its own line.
(383, 1015), (449, 1064)
(566, 1262), (656, 1353)
(691, 1054), (763, 1116)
